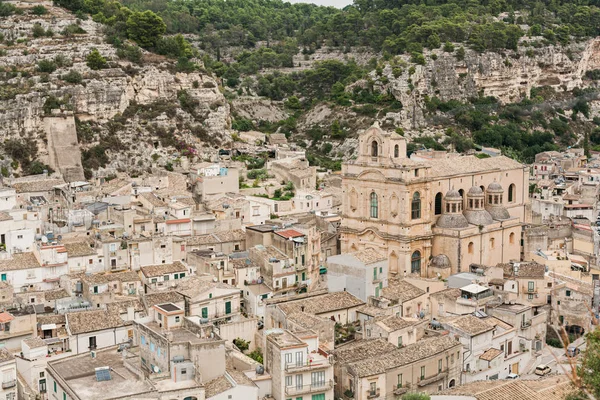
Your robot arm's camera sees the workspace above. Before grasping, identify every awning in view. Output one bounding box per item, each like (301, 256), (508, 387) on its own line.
(41, 324), (57, 330)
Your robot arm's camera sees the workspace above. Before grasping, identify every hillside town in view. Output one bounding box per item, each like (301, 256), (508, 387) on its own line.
(0, 123), (591, 400)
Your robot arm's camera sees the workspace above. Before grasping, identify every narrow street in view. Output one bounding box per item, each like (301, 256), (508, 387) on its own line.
(520, 336), (586, 380)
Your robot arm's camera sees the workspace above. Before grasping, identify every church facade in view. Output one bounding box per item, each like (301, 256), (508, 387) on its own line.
(340, 124), (529, 277)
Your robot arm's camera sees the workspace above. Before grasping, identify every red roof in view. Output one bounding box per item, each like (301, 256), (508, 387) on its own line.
(275, 229), (304, 239)
(0, 312), (14, 323)
(165, 218), (191, 225)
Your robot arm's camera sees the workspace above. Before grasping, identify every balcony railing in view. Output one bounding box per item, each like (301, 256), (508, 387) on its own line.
(2, 379), (16, 389)
(521, 320), (532, 328)
(285, 380), (333, 396)
(285, 358), (332, 372)
(367, 388), (380, 399)
(418, 370), (448, 387)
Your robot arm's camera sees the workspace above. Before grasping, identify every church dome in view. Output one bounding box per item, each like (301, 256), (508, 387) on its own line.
(445, 189), (462, 200)
(487, 206), (511, 220)
(436, 213), (469, 229)
(467, 186), (484, 196)
(430, 254), (451, 269)
(487, 182), (504, 193)
(463, 209), (494, 225)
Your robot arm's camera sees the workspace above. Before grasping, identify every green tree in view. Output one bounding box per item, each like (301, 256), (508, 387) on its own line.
(31, 5), (47, 15)
(443, 41), (455, 52)
(402, 393), (431, 400)
(37, 59), (57, 73)
(86, 48), (107, 70)
(456, 47), (465, 61)
(126, 10), (166, 49)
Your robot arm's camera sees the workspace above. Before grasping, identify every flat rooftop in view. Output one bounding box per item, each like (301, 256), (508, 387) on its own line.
(48, 347), (154, 400)
(267, 330), (306, 349)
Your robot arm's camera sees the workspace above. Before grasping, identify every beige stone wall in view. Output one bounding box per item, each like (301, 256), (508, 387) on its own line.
(341, 126), (529, 277)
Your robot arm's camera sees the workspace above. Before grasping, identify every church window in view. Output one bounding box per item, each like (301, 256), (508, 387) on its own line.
(370, 192), (378, 218)
(415, 169), (419, 177)
(371, 141), (378, 157)
(394, 144), (399, 158)
(435, 193), (443, 215)
(509, 232), (515, 244)
(488, 195), (493, 204)
(411, 251), (421, 274)
(411, 192), (421, 219)
(508, 184), (515, 202)
(469, 199), (473, 209)
(490, 238), (495, 249)
(468, 242), (474, 254)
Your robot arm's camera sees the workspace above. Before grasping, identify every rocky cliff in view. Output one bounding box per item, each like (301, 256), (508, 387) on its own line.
(378, 38), (600, 131)
(0, 1), (230, 177)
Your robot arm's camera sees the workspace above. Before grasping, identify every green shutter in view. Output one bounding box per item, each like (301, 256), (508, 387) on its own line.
(373, 267), (377, 280)
(201, 307), (208, 318)
(54, 381), (57, 393)
(1, 274), (5, 281)
(225, 301), (231, 314)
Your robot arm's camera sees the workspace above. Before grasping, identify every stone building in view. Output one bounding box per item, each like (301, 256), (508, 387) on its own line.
(340, 123), (528, 277)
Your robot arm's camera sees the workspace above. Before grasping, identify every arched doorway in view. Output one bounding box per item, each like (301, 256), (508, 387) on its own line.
(411, 250), (421, 274)
(449, 379), (456, 388)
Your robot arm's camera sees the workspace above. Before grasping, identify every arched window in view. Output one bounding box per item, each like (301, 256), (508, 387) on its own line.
(509, 232), (515, 244)
(490, 238), (495, 249)
(449, 379), (456, 388)
(411, 192), (421, 219)
(370, 192), (378, 218)
(508, 184), (515, 202)
(468, 242), (474, 254)
(394, 144), (399, 158)
(458, 189), (465, 209)
(371, 141), (378, 157)
(434, 192), (443, 215)
(411, 251), (421, 274)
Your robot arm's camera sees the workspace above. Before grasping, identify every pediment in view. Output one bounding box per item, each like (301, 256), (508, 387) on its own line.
(358, 169), (386, 182)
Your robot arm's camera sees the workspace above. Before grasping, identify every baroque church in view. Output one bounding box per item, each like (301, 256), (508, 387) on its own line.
(340, 123), (529, 278)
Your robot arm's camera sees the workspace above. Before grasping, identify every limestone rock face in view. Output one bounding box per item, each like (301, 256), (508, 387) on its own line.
(378, 38), (600, 130)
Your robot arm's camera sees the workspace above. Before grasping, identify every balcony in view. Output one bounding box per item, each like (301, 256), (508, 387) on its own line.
(418, 370), (448, 387)
(393, 385), (410, 396)
(285, 357), (331, 372)
(285, 380), (333, 396)
(2, 379), (16, 389)
(521, 320), (532, 329)
(367, 388), (380, 399)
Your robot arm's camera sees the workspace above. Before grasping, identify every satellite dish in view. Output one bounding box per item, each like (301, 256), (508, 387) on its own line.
(41, 236), (48, 244)
(153, 365), (160, 373)
(212, 277), (218, 282)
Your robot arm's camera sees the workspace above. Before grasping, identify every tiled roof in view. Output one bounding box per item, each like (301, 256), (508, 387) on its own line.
(0, 312), (13, 323)
(185, 229), (245, 246)
(501, 262), (545, 279)
(275, 229), (304, 239)
(23, 337), (47, 349)
(0, 252), (40, 271)
(430, 288), (462, 300)
(441, 376), (575, 400)
(140, 261), (187, 278)
(278, 292), (364, 316)
(0, 348), (14, 363)
(11, 178), (64, 193)
(333, 339), (396, 364)
(44, 289), (70, 301)
(381, 278), (426, 304)
(66, 309), (126, 335)
(371, 315), (417, 331)
(425, 155), (523, 178)
(442, 315), (494, 336)
(64, 241), (96, 257)
(140, 192), (168, 208)
(81, 271), (141, 285)
(352, 248), (386, 264)
(479, 348), (503, 361)
(143, 291), (185, 308)
(348, 336), (460, 377)
(204, 375), (233, 398)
